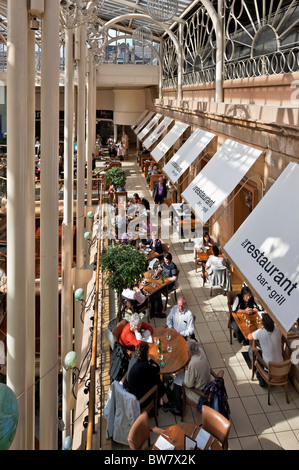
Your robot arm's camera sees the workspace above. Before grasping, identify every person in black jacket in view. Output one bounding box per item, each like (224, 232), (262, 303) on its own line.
(153, 176), (167, 215)
(126, 342), (180, 414)
(231, 285), (262, 344)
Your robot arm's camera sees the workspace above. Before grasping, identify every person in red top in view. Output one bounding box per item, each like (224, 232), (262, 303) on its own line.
(119, 313), (153, 351)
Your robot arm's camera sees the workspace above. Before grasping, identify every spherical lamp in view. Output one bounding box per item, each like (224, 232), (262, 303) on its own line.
(0, 384), (19, 450)
(132, 26), (153, 47)
(147, 0), (178, 22)
(63, 435), (73, 450)
(84, 232), (92, 240)
(87, 211), (94, 219)
(75, 288), (85, 301)
(64, 351), (78, 370)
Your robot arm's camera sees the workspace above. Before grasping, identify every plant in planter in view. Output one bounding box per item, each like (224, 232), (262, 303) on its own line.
(101, 243), (147, 320)
(105, 167), (126, 192)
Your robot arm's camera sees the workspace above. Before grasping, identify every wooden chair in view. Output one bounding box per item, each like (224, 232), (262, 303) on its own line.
(162, 268), (180, 311)
(150, 173), (161, 191)
(127, 411), (164, 450)
(226, 290), (239, 344)
(121, 375), (159, 426)
(161, 241), (170, 254)
(252, 348), (292, 405)
(209, 268), (231, 297)
(201, 405), (231, 450)
(112, 319), (128, 344)
(181, 369), (224, 421)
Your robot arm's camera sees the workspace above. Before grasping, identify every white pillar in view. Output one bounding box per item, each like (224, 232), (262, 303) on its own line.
(76, 24), (87, 269)
(86, 55), (93, 210)
(215, 0), (224, 103)
(177, 23), (183, 101)
(7, 0), (28, 450)
(61, 27), (74, 443)
(75, 24), (87, 356)
(40, 0), (60, 450)
(25, 26), (36, 451)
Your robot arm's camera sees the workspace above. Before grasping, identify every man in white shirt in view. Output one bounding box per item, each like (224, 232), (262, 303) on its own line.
(248, 313), (283, 387)
(166, 296), (195, 340)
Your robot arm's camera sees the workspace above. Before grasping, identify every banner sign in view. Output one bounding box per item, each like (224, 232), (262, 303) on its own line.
(182, 139), (262, 224)
(143, 116), (174, 149)
(151, 121), (189, 162)
(163, 128), (215, 184)
(224, 162), (299, 333)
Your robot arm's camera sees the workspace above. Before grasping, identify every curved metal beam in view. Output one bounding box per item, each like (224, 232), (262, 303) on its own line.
(104, 13), (183, 100)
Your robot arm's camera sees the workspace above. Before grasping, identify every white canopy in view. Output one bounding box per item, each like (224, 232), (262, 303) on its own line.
(134, 111), (155, 135)
(143, 116), (174, 149)
(151, 121), (190, 162)
(163, 128), (215, 184)
(137, 113), (162, 141)
(131, 110), (149, 130)
(182, 139), (262, 224)
(224, 162), (299, 334)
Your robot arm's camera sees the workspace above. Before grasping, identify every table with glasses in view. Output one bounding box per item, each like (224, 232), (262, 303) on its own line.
(148, 327), (188, 375)
(195, 247), (223, 282)
(139, 270), (172, 296)
(153, 422), (223, 451)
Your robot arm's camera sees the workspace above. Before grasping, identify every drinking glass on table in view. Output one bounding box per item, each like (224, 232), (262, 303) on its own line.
(166, 332), (171, 341)
(158, 353), (164, 361)
(167, 345), (172, 353)
(153, 337), (159, 346)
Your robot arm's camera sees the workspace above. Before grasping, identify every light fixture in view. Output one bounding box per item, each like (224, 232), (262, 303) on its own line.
(63, 436), (73, 450)
(132, 26), (153, 47)
(0, 384), (19, 450)
(60, 0), (105, 30)
(64, 351), (79, 370)
(84, 231), (92, 240)
(87, 211), (94, 219)
(147, 0), (178, 22)
(75, 288), (85, 301)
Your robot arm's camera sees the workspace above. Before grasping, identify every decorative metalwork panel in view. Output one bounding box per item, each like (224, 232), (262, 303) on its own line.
(162, 0), (299, 88)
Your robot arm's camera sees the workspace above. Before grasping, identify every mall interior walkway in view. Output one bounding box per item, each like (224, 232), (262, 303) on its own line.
(101, 146), (299, 451)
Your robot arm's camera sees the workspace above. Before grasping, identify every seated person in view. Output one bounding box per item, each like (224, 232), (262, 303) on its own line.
(122, 286), (148, 313)
(143, 232), (163, 254)
(125, 342), (180, 414)
(183, 339), (211, 403)
(157, 252), (178, 291)
(141, 197), (150, 211)
(166, 296), (195, 340)
(119, 313), (153, 351)
(194, 231), (216, 259)
(204, 245), (226, 282)
(231, 285), (262, 344)
(248, 313), (283, 387)
(132, 193), (141, 204)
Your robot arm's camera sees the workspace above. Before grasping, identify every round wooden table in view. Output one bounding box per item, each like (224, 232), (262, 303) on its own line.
(153, 422), (222, 451)
(148, 327), (189, 375)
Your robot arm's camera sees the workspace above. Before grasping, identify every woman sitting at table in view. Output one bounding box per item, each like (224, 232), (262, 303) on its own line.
(194, 232), (216, 259)
(231, 286), (262, 345)
(143, 232), (163, 255)
(125, 342), (180, 414)
(119, 313), (153, 351)
(203, 245), (226, 282)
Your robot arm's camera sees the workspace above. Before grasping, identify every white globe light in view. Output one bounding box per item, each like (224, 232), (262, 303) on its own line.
(132, 26), (153, 47)
(147, 0), (178, 22)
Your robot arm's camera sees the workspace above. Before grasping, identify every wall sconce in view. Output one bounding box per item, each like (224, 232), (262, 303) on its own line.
(64, 351), (80, 399)
(63, 436), (73, 451)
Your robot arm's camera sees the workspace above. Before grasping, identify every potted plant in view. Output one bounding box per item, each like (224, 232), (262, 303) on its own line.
(101, 243), (147, 321)
(105, 167), (126, 192)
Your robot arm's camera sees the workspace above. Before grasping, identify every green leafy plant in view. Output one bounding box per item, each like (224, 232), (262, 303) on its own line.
(101, 243), (147, 320)
(105, 167), (126, 190)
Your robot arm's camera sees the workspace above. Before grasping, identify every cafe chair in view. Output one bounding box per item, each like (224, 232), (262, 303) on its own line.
(251, 348), (292, 405)
(127, 411), (164, 450)
(121, 374), (159, 426)
(201, 405), (231, 450)
(112, 319), (128, 344)
(226, 290), (239, 344)
(181, 369), (224, 421)
(209, 268), (231, 297)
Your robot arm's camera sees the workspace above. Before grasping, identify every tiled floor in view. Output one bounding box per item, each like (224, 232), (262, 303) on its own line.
(102, 147), (299, 451)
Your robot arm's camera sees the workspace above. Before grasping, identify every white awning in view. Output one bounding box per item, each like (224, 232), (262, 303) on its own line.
(137, 113), (162, 141)
(182, 139), (263, 224)
(224, 162), (299, 334)
(151, 121), (190, 162)
(143, 116), (174, 150)
(131, 110), (149, 130)
(163, 128), (215, 184)
(134, 111), (155, 135)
